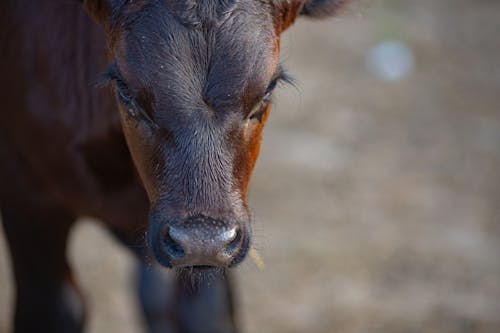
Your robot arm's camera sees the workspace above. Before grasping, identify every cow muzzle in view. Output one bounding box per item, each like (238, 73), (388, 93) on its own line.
(150, 215), (250, 268)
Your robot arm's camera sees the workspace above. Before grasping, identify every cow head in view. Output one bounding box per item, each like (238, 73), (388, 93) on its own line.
(83, 0), (348, 269)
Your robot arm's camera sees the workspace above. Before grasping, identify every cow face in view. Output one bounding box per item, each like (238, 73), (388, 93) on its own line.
(83, 0), (348, 268)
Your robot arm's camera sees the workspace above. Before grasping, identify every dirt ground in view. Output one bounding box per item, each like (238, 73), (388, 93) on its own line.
(1, 0), (499, 332)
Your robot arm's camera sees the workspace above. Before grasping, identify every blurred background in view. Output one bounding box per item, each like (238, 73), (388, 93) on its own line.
(1, 0), (499, 332)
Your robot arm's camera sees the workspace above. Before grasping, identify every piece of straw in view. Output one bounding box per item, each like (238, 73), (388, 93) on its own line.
(249, 247), (265, 269)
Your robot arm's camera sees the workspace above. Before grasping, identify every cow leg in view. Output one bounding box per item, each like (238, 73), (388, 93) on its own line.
(108, 228), (238, 333)
(1, 204), (84, 333)
(135, 261), (178, 333)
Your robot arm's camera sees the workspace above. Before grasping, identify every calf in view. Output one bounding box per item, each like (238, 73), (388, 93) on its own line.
(0, 0), (348, 332)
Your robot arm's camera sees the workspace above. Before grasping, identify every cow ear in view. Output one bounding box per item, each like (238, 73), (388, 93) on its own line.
(299, 0), (349, 18)
(276, 0), (349, 32)
(81, 0), (113, 28)
(274, 1), (304, 32)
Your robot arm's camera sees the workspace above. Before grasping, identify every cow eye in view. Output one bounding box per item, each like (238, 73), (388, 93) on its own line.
(113, 80), (159, 130)
(247, 97), (270, 121)
(103, 63), (158, 130)
(114, 81), (141, 119)
(264, 78), (279, 100)
(247, 79), (278, 121)
(117, 88), (133, 106)
(115, 80), (134, 106)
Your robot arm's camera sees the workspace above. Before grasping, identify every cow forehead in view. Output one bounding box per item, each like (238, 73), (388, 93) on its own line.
(113, 0), (278, 111)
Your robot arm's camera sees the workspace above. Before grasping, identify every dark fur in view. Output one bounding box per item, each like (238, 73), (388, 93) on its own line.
(300, 0), (350, 17)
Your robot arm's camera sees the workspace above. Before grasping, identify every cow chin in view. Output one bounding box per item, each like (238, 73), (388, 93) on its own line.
(175, 265), (227, 289)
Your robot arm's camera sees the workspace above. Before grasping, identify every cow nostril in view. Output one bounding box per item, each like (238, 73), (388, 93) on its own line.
(224, 225), (243, 256)
(156, 221), (249, 267)
(163, 227), (185, 259)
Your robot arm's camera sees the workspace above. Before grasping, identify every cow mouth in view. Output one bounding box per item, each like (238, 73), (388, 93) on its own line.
(174, 265), (227, 288)
(181, 265), (220, 272)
